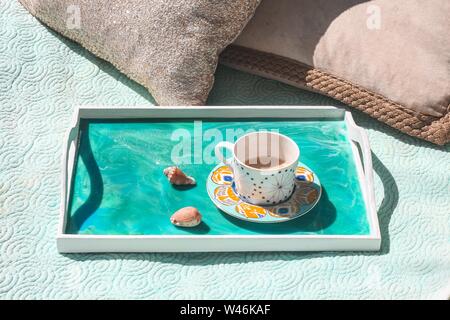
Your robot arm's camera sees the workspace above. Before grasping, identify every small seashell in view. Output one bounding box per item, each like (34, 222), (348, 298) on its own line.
(163, 166), (196, 185)
(170, 207), (202, 227)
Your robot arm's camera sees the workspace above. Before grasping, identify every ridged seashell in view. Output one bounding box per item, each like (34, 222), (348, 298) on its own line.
(170, 207), (202, 227)
(163, 166), (196, 185)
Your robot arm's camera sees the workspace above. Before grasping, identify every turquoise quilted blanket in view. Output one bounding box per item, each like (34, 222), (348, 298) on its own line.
(1, 0), (449, 299)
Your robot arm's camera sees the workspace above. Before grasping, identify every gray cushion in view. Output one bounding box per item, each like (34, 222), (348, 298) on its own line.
(19, 0), (261, 105)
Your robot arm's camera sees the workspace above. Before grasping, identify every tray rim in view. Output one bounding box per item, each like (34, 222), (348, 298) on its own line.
(58, 105), (381, 252)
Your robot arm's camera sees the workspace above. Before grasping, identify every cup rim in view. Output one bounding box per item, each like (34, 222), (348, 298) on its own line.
(232, 131), (300, 172)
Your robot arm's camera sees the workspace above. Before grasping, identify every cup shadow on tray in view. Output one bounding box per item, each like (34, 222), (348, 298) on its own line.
(218, 187), (336, 234)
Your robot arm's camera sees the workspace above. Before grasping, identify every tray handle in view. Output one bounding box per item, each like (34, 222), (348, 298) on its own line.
(345, 113), (374, 188)
(357, 128), (375, 197)
(345, 112), (379, 236)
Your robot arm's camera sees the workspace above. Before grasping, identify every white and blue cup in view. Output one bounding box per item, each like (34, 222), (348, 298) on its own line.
(215, 132), (300, 206)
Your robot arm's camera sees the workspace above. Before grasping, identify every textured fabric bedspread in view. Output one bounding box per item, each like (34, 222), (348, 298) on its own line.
(1, 0), (449, 299)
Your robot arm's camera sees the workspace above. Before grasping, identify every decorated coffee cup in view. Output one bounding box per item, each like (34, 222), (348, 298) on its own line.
(214, 132), (300, 206)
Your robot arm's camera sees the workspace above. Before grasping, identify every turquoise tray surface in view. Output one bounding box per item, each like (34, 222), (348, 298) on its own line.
(67, 119), (370, 236)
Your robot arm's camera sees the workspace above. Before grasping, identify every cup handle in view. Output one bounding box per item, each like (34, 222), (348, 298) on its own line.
(215, 141), (234, 166)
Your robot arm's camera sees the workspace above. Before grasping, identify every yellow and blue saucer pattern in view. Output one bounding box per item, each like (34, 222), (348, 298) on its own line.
(207, 163), (322, 223)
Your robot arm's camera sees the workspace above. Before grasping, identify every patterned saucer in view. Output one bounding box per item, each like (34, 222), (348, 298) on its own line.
(206, 163), (322, 223)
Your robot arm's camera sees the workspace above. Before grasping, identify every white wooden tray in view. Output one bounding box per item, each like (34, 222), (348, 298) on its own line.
(58, 106), (380, 252)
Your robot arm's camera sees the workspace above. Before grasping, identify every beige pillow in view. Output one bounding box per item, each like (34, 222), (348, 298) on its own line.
(223, 0), (450, 145)
(19, 0), (261, 106)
